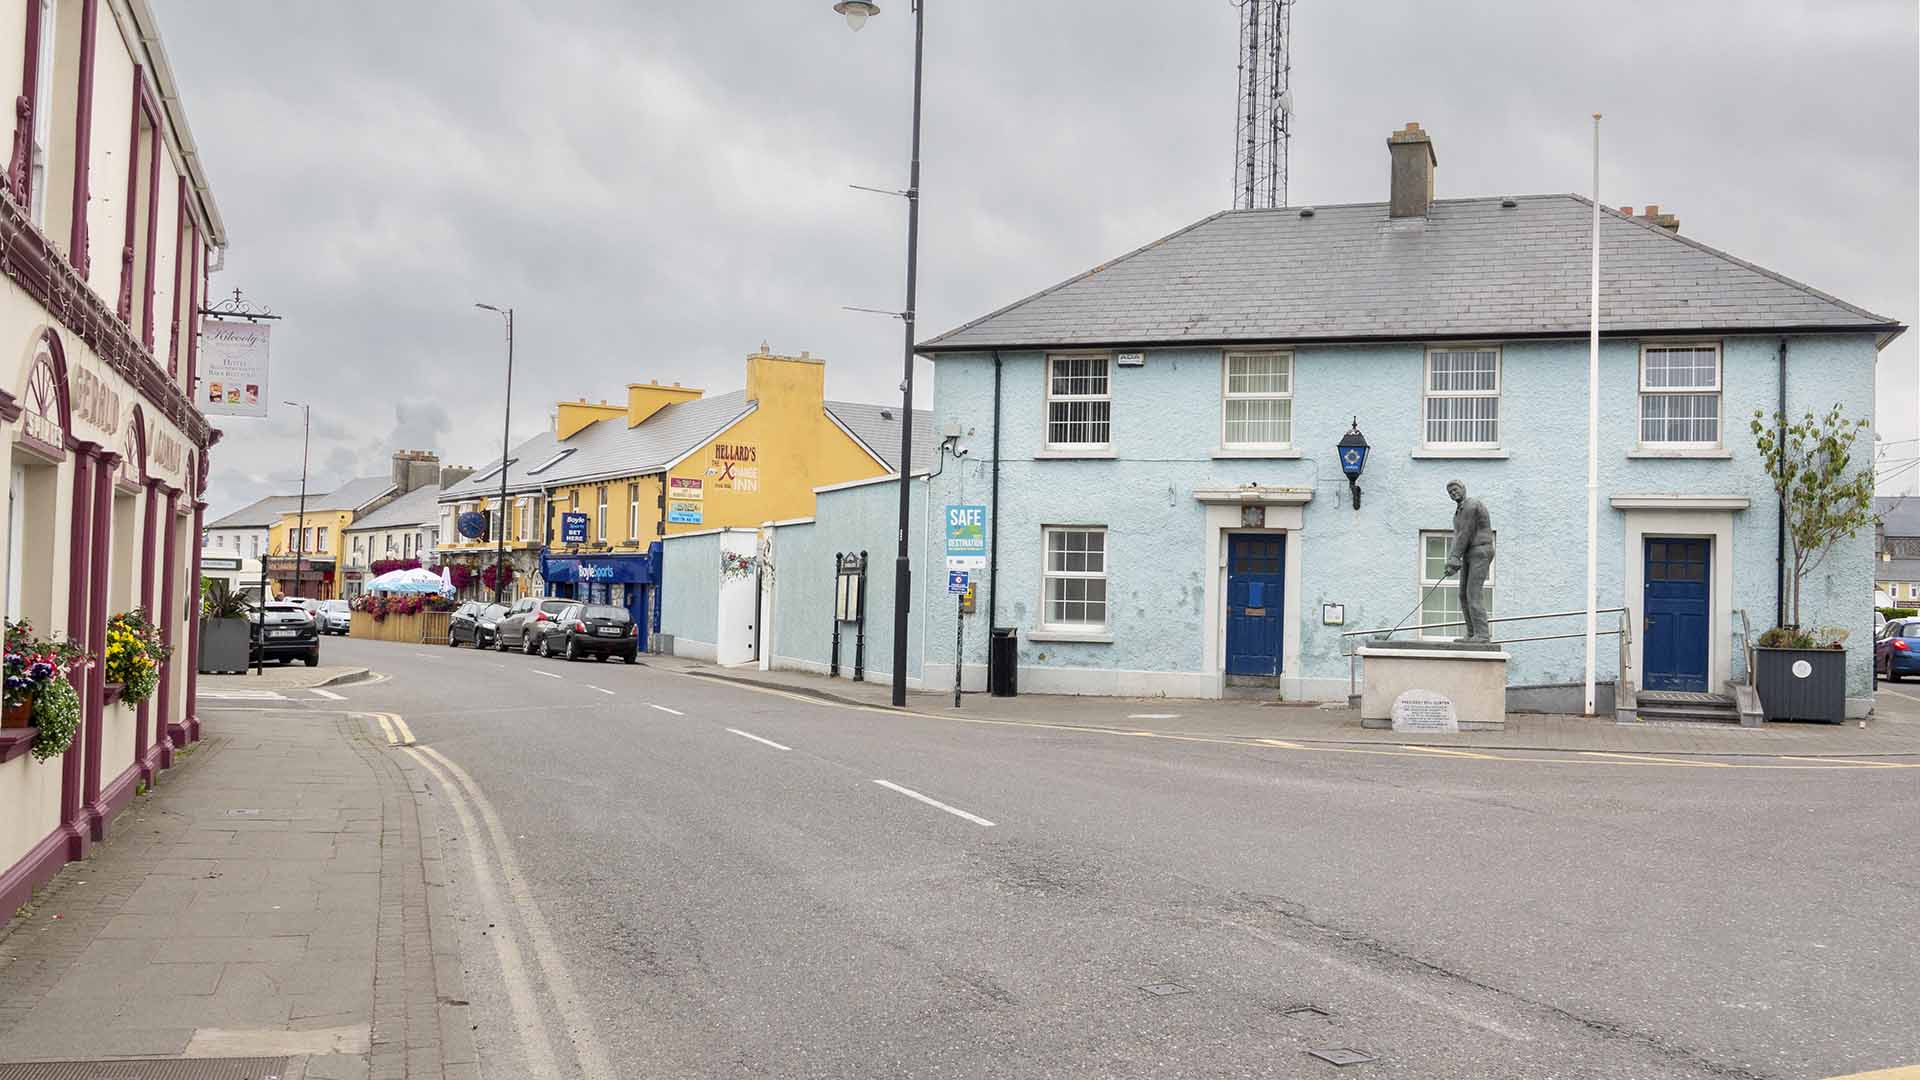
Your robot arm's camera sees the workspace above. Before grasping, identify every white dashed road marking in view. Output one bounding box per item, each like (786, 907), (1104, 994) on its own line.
(531, 670), (563, 680)
(586, 686), (616, 696)
(871, 780), (996, 827)
(647, 704), (684, 716)
(309, 688), (345, 701)
(726, 728), (791, 751)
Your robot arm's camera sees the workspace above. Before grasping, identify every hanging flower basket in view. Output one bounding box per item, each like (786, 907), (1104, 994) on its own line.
(481, 563), (514, 592)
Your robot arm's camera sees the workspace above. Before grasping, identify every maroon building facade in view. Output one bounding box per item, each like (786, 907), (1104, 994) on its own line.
(0, 0), (224, 919)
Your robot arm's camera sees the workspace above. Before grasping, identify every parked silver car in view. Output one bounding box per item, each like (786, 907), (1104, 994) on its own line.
(318, 598), (352, 635)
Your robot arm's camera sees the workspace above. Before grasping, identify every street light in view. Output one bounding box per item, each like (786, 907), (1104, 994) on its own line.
(831, 0), (922, 707)
(475, 304), (515, 606)
(284, 400), (312, 596)
(834, 0), (879, 30)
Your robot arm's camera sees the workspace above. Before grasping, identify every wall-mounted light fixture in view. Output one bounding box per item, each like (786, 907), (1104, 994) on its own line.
(1337, 418), (1370, 509)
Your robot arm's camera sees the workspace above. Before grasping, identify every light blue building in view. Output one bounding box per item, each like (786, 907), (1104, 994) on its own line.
(902, 124), (1902, 714)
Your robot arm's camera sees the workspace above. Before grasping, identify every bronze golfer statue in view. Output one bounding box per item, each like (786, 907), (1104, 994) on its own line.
(1444, 479), (1496, 643)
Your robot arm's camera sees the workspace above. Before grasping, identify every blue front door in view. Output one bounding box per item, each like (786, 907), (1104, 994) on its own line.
(1226, 534), (1285, 676)
(1644, 537), (1710, 692)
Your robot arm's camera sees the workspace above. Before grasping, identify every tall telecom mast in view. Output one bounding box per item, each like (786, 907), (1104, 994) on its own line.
(1232, 0), (1295, 209)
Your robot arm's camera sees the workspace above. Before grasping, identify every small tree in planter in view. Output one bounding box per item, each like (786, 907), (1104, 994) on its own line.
(199, 579), (254, 674)
(1749, 405), (1876, 721)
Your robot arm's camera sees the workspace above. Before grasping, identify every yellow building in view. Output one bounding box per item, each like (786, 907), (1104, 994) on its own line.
(437, 348), (923, 626)
(263, 476), (402, 599)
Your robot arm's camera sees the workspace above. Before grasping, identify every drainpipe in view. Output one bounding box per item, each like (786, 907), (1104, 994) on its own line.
(988, 350), (1002, 669)
(1776, 338), (1787, 627)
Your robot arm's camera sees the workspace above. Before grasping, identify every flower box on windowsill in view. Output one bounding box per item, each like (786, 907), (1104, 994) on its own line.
(102, 683), (125, 707)
(3, 698), (32, 729)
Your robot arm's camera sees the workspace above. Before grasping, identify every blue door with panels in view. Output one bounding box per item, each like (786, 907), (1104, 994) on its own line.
(1226, 534), (1285, 676)
(1643, 538), (1710, 692)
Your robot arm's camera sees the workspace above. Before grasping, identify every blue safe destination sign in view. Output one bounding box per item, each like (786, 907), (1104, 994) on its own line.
(945, 504), (986, 569)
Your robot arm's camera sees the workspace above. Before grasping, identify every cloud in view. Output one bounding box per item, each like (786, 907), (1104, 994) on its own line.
(166, 0), (1918, 518)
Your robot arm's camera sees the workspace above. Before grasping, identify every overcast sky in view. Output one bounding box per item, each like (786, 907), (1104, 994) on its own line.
(162, 0), (1918, 518)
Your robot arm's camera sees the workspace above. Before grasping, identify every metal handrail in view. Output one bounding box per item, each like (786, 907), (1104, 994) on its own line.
(1736, 608), (1754, 686)
(1340, 606), (1627, 638)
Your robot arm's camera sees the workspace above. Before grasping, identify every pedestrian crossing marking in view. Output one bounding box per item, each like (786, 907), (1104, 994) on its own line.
(197, 688), (289, 701)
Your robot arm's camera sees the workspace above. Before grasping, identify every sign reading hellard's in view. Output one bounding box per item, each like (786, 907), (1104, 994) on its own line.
(200, 319), (271, 418)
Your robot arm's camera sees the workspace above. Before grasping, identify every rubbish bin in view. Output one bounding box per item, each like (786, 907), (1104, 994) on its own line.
(989, 627), (1018, 697)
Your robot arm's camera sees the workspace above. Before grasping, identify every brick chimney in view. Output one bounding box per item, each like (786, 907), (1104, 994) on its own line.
(439, 465), (476, 489)
(1388, 122), (1437, 218)
(390, 450), (441, 495)
(1637, 203), (1680, 234)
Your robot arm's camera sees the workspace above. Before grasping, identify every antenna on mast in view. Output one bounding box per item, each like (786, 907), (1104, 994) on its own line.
(1232, 0), (1295, 209)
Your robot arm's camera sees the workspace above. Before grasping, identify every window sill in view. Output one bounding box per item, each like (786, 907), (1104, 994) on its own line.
(1026, 629), (1114, 644)
(1211, 447), (1303, 459)
(0, 727), (39, 764)
(1628, 447), (1732, 459)
(1034, 449), (1117, 460)
(1410, 448), (1509, 460)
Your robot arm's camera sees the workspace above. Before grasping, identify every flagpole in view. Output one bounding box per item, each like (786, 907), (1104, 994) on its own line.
(1584, 113), (1601, 716)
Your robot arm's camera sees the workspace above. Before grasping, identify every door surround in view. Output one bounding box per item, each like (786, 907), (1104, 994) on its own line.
(1612, 496), (1746, 694)
(1195, 486), (1310, 698)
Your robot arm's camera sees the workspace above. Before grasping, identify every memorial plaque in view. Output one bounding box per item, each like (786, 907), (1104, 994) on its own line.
(1391, 689), (1459, 733)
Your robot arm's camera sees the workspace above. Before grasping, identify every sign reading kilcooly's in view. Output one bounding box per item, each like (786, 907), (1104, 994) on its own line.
(200, 319), (272, 418)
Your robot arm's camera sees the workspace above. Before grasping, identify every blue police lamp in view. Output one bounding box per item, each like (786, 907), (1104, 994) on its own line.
(1337, 418), (1370, 509)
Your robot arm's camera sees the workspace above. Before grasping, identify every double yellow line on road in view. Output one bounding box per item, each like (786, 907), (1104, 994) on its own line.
(362, 712), (416, 747)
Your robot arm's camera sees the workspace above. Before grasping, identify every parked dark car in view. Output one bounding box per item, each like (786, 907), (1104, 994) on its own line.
(251, 602), (320, 666)
(448, 602), (508, 648)
(495, 597), (576, 654)
(1875, 618), (1920, 681)
(531, 603), (638, 663)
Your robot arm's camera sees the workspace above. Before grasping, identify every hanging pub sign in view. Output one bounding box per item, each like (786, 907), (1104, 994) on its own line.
(560, 512), (590, 544)
(200, 319), (271, 417)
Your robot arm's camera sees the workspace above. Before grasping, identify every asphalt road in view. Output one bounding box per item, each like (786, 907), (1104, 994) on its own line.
(290, 637), (1919, 1079)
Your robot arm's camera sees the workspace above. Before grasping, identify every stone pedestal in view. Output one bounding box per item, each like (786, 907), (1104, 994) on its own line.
(1356, 641), (1509, 731)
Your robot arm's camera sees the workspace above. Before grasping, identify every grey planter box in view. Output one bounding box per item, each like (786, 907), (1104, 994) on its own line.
(1752, 646), (1847, 723)
(199, 618), (252, 674)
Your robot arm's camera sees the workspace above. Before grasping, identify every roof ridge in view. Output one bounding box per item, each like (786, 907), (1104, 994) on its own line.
(1568, 193), (1899, 327)
(918, 209), (1235, 349)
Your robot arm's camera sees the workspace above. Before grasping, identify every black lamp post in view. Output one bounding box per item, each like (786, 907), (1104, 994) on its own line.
(1338, 418), (1370, 509)
(475, 304), (515, 605)
(833, 0), (921, 707)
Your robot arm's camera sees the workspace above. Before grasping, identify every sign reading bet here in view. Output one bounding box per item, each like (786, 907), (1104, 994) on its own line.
(945, 504), (986, 570)
(560, 512), (590, 544)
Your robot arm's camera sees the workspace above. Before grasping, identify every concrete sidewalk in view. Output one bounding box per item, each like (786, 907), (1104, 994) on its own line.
(0, 708), (471, 1078)
(197, 666), (373, 692)
(648, 655), (1920, 758)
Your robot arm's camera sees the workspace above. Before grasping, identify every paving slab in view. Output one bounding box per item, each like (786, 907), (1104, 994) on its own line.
(0, 708), (467, 1077)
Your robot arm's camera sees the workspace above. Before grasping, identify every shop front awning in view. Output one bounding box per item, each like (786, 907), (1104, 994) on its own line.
(542, 547), (659, 587)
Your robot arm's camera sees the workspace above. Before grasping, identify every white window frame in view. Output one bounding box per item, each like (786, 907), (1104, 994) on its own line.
(1418, 530), (1495, 641)
(1422, 346), (1502, 448)
(517, 498), (530, 541)
(1638, 342), (1722, 449)
(627, 483), (640, 540)
(1039, 525), (1109, 632)
(1220, 351), (1294, 450)
(28, 0), (54, 227)
(596, 486), (609, 542)
(1044, 353), (1112, 451)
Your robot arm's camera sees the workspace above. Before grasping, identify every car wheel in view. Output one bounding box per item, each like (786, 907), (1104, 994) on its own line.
(448, 632), (459, 648)
(566, 637), (580, 662)
(540, 636), (554, 658)
(524, 633), (538, 656)
(494, 635), (507, 652)
(305, 653), (319, 668)
(593, 653), (606, 662)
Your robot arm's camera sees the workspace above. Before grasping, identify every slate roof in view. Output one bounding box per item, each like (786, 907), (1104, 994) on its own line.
(344, 485), (443, 531)
(440, 391), (936, 501)
(1875, 496), (1920, 538)
(206, 495), (301, 530)
(440, 392), (757, 501)
(1875, 558), (1920, 582)
(301, 476), (399, 513)
(825, 401), (936, 473)
(918, 195), (1902, 352)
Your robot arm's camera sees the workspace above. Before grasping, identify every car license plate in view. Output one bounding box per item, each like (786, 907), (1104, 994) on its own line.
(269, 629), (297, 639)
(596, 626), (622, 636)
